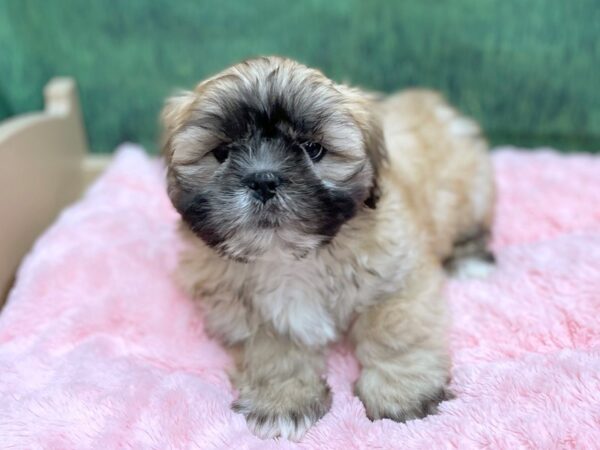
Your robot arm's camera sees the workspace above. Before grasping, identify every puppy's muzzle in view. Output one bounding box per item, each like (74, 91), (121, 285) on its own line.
(242, 171), (283, 203)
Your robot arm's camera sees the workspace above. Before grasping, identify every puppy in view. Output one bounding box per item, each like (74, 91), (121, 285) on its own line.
(161, 56), (495, 440)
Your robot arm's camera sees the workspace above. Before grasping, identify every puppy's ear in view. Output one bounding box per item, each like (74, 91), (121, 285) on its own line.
(341, 86), (388, 209)
(160, 91), (198, 161)
(360, 111), (387, 209)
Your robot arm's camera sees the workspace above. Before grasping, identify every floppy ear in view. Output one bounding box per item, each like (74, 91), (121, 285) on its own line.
(160, 90), (198, 161)
(361, 109), (387, 209)
(340, 86), (388, 209)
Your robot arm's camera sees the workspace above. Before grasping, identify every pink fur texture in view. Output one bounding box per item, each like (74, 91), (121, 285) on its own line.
(1, 144), (600, 449)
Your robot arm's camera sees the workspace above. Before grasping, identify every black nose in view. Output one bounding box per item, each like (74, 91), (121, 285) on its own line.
(242, 171), (283, 203)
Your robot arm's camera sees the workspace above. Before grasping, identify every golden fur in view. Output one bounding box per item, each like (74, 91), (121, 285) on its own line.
(161, 57), (495, 440)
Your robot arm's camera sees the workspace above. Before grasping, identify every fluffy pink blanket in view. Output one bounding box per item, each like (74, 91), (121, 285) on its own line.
(1, 144), (600, 449)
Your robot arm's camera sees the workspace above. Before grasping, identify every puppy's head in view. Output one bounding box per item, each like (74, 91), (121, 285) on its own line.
(162, 56), (386, 261)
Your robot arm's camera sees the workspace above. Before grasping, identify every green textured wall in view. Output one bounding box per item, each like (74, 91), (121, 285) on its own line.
(1, 0), (599, 153)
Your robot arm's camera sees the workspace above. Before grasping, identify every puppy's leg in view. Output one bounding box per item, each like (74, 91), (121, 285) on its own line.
(351, 265), (452, 422)
(443, 227), (495, 279)
(232, 329), (331, 441)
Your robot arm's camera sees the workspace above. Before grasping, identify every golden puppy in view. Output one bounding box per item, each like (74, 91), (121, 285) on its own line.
(161, 56), (494, 440)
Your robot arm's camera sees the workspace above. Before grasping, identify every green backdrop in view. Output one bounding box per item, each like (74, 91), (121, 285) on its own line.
(1, 0), (599, 153)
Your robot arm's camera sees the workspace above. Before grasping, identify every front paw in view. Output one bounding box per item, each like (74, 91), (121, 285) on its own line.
(232, 378), (332, 441)
(355, 367), (452, 422)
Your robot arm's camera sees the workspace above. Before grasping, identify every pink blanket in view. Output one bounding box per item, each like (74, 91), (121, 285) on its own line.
(2, 144), (600, 449)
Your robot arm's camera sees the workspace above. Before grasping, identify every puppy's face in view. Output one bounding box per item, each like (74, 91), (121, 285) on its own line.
(162, 57), (385, 261)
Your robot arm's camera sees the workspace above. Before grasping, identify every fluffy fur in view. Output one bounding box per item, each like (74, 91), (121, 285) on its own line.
(1, 146), (600, 448)
(160, 57), (495, 440)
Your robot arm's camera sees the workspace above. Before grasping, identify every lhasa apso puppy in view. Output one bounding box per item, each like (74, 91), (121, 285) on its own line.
(161, 56), (495, 440)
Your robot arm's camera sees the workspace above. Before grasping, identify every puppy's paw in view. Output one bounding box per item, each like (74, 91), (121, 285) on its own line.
(232, 378), (331, 441)
(355, 368), (452, 422)
(446, 255), (495, 280)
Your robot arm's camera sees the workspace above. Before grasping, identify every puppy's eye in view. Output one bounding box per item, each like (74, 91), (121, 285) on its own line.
(212, 146), (229, 163)
(302, 142), (327, 163)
